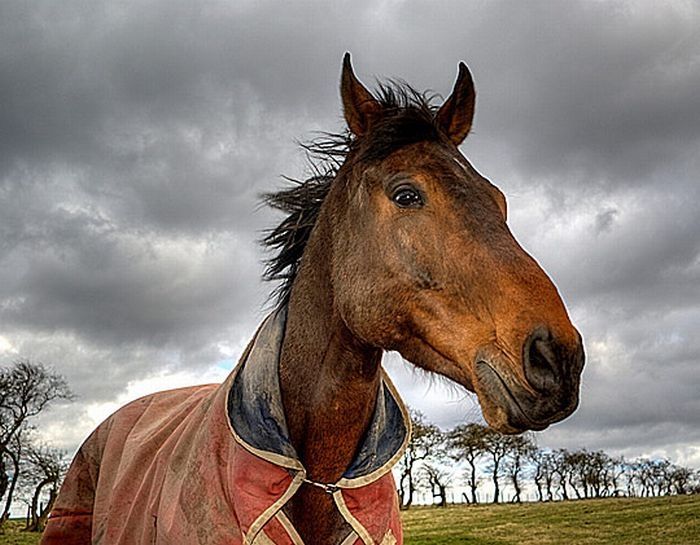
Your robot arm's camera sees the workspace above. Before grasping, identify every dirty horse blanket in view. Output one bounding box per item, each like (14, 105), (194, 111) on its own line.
(41, 309), (409, 545)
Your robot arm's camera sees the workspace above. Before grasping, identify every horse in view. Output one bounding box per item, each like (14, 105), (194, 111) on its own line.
(42, 54), (584, 545)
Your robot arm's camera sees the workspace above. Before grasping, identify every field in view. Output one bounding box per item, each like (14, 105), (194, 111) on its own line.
(403, 495), (700, 545)
(1, 495), (698, 544)
(0, 521), (37, 545)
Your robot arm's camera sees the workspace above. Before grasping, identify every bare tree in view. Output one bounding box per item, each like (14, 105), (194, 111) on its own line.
(420, 463), (452, 507)
(631, 458), (671, 497)
(588, 450), (612, 498)
(0, 360), (72, 526)
(530, 449), (557, 502)
(19, 444), (69, 532)
(562, 449), (587, 499)
(552, 449), (571, 500)
(651, 459), (672, 496)
(0, 430), (28, 525)
(481, 428), (514, 504)
(634, 459), (652, 497)
(397, 410), (442, 509)
(604, 454), (622, 497)
(668, 465), (694, 495)
(630, 458), (671, 497)
(562, 449), (610, 499)
(503, 433), (535, 503)
(623, 459), (638, 497)
(690, 470), (700, 495)
(0, 453), (7, 507)
(447, 423), (487, 504)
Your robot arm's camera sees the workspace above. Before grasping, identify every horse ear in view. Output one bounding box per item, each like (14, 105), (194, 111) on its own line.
(340, 53), (381, 136)
(436, 62), (476, 145)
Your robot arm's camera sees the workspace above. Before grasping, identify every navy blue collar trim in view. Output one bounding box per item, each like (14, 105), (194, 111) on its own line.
(227, 308), (409, 481)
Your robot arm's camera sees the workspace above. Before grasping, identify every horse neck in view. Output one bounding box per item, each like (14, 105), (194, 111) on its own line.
(278, 219), (382, 481)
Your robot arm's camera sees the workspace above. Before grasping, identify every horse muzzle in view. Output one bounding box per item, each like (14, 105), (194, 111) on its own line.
(474, 330), (585, 434)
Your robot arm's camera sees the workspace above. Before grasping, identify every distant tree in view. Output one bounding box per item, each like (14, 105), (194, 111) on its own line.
(481, 428), (514, 504)
(552, 449), (571, 500)
(586, 451), (602, 497)
(690, 470), (700, 495)
(651, 459), (672, 496)
(562, 449), (588, 499)
(503, 434), (536, 503)
(420, 462), (452, 508)
(0, 360), (72, 526)
(623, 459), (638, 497)
(530, 449), (557, 502)
(0, 430), (27, 525)
(632, 458), (673, 497)
(0, 455), (7, 507)
(633, 458), (672, 497)
(447, 423), (488, 504)
(19, 444), (68, 531)
(557, 448), (614, 500)
(397, 410), (442, 509)
(668, 465), (694, 495)
(632, 458), (651, 497)
(606, 456), (627, 497)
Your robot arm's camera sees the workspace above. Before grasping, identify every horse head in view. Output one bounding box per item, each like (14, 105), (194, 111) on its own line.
(324, 54), (584, 434)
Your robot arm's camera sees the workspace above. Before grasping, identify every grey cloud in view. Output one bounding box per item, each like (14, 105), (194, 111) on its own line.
(7, 236), (258, 344)
(378, 1), (700, 192)
(594, 208), (619, 234)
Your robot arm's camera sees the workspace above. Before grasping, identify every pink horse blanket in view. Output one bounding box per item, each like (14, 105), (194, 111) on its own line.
(41, 309), (409, 544)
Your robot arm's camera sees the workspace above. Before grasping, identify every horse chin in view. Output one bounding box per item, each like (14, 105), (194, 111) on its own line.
(473, 357), (577, 434)
(473, 363), (548, 434)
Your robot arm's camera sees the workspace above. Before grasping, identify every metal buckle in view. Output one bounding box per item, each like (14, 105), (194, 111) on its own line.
(302, 477), (340, 495)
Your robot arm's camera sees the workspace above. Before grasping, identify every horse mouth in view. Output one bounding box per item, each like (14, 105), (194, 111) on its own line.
(474, 359), (578, 434)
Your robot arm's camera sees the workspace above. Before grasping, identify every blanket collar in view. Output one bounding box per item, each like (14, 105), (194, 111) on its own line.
(227, 307), (410, 488)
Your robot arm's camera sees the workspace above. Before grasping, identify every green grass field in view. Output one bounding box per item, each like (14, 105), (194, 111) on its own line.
(403, 495), (700, 545)
(0, 520), (38, 545)
(1, 495), (698, 544)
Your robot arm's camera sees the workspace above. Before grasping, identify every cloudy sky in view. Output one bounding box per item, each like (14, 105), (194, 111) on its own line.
(1, 0), (699, 472)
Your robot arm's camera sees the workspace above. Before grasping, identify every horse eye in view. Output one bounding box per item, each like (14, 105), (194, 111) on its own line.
(392, 186), (424, 208)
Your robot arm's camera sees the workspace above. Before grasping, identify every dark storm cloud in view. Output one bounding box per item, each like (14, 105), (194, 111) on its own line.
(0, 0), (698, 468)
(394, 1), (700, 190)
(0, 0), (352, 239)
(528, 181), (700, 312)
(5, 233), (259, 344)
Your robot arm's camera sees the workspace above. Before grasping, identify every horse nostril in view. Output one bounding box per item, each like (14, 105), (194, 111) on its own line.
(524, 328), (559, 393)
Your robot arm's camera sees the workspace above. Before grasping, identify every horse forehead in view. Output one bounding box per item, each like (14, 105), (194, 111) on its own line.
(381, 151), (493, 206)
(372, 142), (473, 182)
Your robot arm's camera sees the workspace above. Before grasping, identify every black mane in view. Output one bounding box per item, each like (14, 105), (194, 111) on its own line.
(261, 81), (442, 306)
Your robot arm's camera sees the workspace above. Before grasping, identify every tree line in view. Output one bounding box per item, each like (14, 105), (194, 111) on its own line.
(3, 360), (699, 532)
(398, 410), (700, 508)
(0, 360), (72, 531)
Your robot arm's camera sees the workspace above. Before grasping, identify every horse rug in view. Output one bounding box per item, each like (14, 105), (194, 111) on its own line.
(41, 309), (410, 545)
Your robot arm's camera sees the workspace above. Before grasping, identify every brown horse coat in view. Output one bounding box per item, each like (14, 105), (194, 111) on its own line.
(42, 309), (408, 545)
